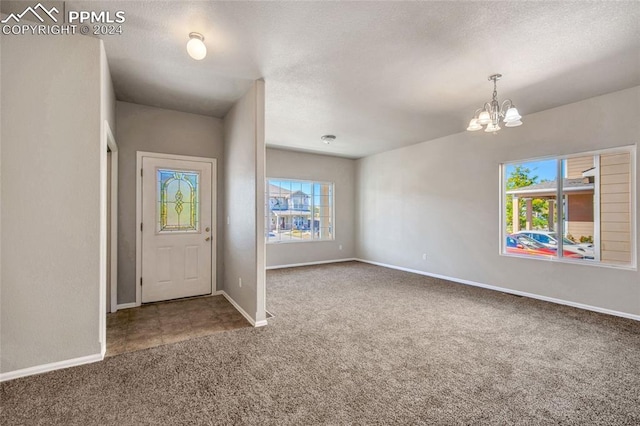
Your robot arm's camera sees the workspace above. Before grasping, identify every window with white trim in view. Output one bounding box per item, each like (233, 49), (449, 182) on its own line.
(266, 179), (334, 243)
(501, 146), (636, 268)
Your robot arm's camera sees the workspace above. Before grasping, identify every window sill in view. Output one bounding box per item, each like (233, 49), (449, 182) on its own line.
(267, 239), (335, 245)
(500, 252), (637, 271)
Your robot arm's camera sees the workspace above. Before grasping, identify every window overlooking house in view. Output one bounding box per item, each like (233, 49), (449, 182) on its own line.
(266, 179), (334, 243)
(501, 146), (635, 268)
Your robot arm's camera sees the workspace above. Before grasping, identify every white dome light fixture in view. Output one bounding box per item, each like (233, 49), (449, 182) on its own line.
(187, 32), (207, 60)
(466, 74), (523, 133)
(321, 135), (336, 145)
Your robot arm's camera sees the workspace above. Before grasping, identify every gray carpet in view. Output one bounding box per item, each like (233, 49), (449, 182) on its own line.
(2, 261), (639, 425)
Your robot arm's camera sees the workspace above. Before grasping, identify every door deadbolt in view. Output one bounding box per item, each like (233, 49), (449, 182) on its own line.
(205, 227), (210, 232)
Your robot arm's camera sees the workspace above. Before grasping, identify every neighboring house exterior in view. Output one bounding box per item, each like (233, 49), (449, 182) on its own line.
(507, 177), (594, 237)
(268, 184), (312, 232)
(506, 154), (632, 264)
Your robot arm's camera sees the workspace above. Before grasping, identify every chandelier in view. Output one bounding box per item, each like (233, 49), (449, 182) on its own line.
(466, 74), (522, 133)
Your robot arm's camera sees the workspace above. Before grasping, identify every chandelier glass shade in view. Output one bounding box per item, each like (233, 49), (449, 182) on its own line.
(467, 74), (522, 133)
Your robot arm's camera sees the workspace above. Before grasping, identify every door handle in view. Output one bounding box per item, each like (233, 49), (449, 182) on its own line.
(205, 237), (211, 242)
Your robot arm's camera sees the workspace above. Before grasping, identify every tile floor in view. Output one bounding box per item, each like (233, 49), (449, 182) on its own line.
(106, 295), (250, 356)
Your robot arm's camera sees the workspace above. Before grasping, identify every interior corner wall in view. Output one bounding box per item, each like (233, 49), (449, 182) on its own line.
(100, 39), (116, 350)
(115, 101), (225, 304)
(223, 81), (266, 323)
(265, 149), (357, 267)
(1, 34), (104, 373)
(356, 86), (640, 317)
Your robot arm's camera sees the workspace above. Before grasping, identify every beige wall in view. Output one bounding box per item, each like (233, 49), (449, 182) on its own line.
(115, 102), (225, 303)
(565, 156), (595, 240)
(1, 34), (109, 372)
(600, 152), (632, 264)
(356, 86), (639, 317)
(101, 46), (116, 137)
(266, 149), (356, 267)
(566, 219), (594, 242)
(566, 156), (594, 179)
(223, 81), (266, 324)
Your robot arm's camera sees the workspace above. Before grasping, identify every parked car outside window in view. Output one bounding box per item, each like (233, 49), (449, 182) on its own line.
(507, 234), (584, 259)
(506, 235), (556, 257)
(514, 231), (594, 259)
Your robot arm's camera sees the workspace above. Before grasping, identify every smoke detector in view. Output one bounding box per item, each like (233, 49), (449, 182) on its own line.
(321, 135), (336, 144)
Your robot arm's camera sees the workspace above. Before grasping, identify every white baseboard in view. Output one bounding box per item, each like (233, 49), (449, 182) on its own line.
(221, 291), (268, 328)
(266, 258), (356, 270)
(355, 258), (640, 322)
(0, 352), (104, 382)
(115, 302), (137, 310)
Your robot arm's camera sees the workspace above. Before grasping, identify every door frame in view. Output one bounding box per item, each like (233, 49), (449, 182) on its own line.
(107, 125), (119, 313)
(135, 151), (217, 306)
(100, 121), (118, 356)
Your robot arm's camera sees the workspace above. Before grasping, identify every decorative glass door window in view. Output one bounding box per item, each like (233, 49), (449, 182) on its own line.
(157, 169), (200, 233)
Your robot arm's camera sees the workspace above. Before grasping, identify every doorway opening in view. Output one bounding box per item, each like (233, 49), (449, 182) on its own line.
(101, 122), (118, 357)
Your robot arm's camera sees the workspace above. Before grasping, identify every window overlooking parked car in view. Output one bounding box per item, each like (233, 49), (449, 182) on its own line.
(266, 179), (334, 243)
(501, 146), (636, 268)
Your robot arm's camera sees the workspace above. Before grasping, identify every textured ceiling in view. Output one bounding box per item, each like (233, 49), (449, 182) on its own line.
(69, 1), (639, 158)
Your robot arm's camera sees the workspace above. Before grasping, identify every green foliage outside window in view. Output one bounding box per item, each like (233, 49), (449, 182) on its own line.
(506, 165), (550, 233)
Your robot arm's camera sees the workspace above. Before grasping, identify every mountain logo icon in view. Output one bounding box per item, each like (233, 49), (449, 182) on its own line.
(1, 3), (59, 24)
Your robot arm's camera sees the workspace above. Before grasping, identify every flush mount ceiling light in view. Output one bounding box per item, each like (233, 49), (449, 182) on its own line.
(186, 32), (207, 60)
(467, 74), (522, 133)
(321, 135), (336, 144)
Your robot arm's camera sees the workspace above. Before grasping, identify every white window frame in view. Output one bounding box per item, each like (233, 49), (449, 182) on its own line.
(499, 145), (636, 270)
(266, 178), (335, 244)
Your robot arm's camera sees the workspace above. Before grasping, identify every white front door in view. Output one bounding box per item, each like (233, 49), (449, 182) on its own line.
(141, 156), (214, 303)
